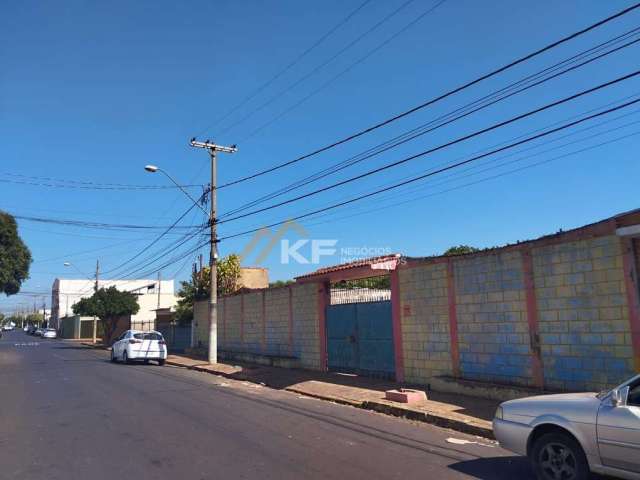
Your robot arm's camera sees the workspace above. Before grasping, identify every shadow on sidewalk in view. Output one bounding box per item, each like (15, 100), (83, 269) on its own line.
(168, 353), (499, 422)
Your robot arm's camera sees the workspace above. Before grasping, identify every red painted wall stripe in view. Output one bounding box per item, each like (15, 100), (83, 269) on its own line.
(446, 259), (461, 378)
(390, 269), (405, 383)
(223, 296), (227, 346)
(261, 290), (267, 352)
(317, 282), (329, 371)
(240, 292), (245, 344)
(288, 286), (294, 356)
(521, 248), (545, 389)
(621, 237), (640, 372)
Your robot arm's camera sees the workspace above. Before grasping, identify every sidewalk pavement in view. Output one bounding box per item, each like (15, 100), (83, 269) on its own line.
(166, 354), (497, 439)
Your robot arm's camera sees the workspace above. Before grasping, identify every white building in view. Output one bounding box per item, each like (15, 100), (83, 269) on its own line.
(50, 278), (176, 330)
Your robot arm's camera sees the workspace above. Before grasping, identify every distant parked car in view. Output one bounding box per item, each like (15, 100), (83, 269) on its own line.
(34, 328), (44, 336)
(23, 325), (29, 332)
(2, 324), (13, 331)
(27, 325), (37, 335)
(494, 374), (640, 480)
(110, 330), (167, 366)
(42, 328), (57, 339)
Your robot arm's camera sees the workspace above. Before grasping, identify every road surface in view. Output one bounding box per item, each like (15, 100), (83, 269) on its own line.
(0, 331), (535, 480)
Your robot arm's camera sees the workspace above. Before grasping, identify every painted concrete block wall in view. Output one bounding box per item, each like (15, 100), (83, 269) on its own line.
(533, 235), (634, 391)
(291, 283), (321, 369)
(398, 263), (452, 384)
(193, 300), (209, 348)
(242, 292), (262, 353)
(454, 251), (532, 386)
(264, 288), (291, 356)
(223, 295), (242, 351)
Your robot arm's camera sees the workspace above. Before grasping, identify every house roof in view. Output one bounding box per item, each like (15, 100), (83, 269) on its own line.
(295, 254), (402, 281)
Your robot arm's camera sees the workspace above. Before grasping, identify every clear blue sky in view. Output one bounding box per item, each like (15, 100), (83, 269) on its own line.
(2, 0), (640, 314)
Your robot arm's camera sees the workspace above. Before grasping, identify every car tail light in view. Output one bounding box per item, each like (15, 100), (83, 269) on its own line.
(158, 340), (166, 345)
(129, 339), (142, 344)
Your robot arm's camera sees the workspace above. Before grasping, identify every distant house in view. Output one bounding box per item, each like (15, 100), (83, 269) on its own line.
(50, 278), (177, 330)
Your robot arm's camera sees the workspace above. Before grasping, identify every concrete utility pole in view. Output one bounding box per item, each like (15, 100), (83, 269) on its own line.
(93, 260), (99, 344)
(189, 138), (237, 364)
(157, 271), (161, 309)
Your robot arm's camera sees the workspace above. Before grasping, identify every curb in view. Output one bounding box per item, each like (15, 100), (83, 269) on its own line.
(166, 359), (494, 439)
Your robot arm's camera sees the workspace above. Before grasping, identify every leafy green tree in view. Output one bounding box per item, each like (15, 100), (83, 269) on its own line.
(26, 313), (44, 326)
(73, 286), (140, 345)
(175, 254), (243, 325)
(269, 279), (295, 288)
(0, 211), (31, 296)
(443, 245), (480, 256)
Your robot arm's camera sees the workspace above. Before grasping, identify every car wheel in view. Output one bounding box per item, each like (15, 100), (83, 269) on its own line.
(122, 351), (129, 364)
(158, 359), (166, 366)
(531, 432), (589, 480)
(110, 349), (117, 363)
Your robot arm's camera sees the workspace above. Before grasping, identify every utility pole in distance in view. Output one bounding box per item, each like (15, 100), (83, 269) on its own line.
(189, 138), (237, 364)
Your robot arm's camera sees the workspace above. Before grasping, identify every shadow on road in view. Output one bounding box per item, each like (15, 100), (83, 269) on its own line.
(449, 456), (534, 480)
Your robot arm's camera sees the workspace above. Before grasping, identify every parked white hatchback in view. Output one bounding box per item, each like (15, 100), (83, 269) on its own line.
(494, 374), (640, 480)
(110, 330), (167, 366)
(42, 328), (57, 339)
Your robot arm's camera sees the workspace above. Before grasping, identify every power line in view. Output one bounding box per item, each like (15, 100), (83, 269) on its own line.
(217, 69), (640, 225)
(216, 95), (640, 241)
(12, 214), (203, 232)
(0, 173), (202, 190)
(239, 0), (449, 142)
(221, 28), (640, 218)
(215, 2), (640, 189)
(213, 0), (418, 137)
(193, 0), (373, 137)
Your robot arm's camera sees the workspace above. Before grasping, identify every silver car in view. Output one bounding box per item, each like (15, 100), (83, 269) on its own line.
(494, 374), (640, 480)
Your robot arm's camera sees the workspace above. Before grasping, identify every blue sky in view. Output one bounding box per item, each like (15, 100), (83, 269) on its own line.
(2, 0), (640, 314)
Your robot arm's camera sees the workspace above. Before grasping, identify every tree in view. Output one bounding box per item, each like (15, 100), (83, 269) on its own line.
(26, 313), (44, 326)
(175, 254), (243, 325)
(443, 245), (480, 256)
(73, 286), (140, 345)
(0, 211), (31, 296)
(269, 280), (295, 288)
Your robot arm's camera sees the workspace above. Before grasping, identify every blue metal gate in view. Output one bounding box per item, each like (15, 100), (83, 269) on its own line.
(157, 324), (192, 353)
(326, 300), (395, 378)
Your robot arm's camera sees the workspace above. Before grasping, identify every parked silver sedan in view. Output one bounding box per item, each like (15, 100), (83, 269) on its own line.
(494, 374), (640, 480)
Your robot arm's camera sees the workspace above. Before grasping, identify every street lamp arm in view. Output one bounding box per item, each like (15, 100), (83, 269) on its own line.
(150, 167), (210, 218)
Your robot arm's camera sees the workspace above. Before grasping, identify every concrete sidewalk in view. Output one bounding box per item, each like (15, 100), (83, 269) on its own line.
(166, 354), (496, 438)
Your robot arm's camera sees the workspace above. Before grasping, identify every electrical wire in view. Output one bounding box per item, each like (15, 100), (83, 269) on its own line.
(217, 69), (640, 225)
(193, 0), (373, 137)
(214, 0), (418, 137)
(214, 2), (640, 189)
(220, 29), (640, 218)
(216, 95), (640, 241)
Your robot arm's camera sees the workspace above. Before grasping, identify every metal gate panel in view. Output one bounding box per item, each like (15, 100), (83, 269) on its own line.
(326, 300), (394, 378)
(326, 303), (358, 372)
(357, 301), (395, 377)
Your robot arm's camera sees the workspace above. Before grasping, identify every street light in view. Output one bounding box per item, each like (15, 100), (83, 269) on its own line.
(144, 164), (209, 216)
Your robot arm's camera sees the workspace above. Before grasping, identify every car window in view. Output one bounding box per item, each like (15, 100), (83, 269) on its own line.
(628, 384), (640, 407)
(133, 332), (163, 340)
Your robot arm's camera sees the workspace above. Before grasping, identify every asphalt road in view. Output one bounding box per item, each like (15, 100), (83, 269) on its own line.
(0, 331), (536, 480)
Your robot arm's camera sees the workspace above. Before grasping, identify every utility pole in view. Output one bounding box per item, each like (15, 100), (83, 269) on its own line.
(93, 260), (99, 344)
(157, 271), (162, 309)
(189, 138), (237, 364)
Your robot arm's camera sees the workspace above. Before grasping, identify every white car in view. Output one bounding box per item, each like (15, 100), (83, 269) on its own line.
(23, 325), (29, 332)
(110, 330), (167, 366)
(494, 374), (640, 480)
(2, 324), (13, 331)
(42, 328), (57, 339)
